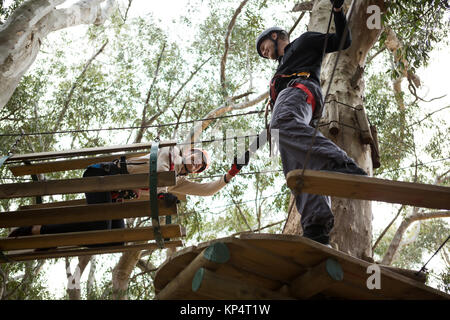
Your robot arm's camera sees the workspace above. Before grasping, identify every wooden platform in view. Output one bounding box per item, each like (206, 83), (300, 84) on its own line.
(286, 169), (450, 210)
(154, 234), (449, 300)
(0, 141), (185, 259)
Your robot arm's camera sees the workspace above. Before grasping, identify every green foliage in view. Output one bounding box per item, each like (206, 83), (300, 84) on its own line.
(382, 0), (449, 78)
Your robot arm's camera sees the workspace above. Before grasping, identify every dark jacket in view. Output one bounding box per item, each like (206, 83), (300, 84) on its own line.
(270, 10), (351, 124)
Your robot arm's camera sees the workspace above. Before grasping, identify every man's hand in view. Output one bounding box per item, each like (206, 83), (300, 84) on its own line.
(330, 0), (344, 9)
(157, 193), (180, 206)
(228, 151), (250, 177)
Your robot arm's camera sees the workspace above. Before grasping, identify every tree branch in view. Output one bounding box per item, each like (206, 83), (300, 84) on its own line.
(135, 42), (166, 143)
(381, 210), (450, 265)
(288, 11), (306, 36)
(220, 0), (249, 97)
(373, 205), (404, 251)
(50, 40), (108, 141)
(231, 197), (253, 231)
(232, 219), (284, 236)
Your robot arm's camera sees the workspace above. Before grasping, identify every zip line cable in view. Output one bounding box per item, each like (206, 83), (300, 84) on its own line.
(416, 234), (450, 275)
(0, 109), (265, 138)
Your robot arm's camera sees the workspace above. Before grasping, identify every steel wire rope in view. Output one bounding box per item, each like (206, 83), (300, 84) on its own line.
(301, 0), (357, 178)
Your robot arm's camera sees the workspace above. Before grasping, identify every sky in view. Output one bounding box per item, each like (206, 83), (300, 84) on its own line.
(3, 0), (449, 297)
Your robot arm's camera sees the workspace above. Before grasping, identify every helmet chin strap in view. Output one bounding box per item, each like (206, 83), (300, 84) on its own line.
(270, 32), (282, 61)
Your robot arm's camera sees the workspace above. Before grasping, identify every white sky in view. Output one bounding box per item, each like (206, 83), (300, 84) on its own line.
(3, 0), (449, 297)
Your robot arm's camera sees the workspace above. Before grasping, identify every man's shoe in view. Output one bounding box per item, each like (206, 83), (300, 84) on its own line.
(303, 225), (330, 245)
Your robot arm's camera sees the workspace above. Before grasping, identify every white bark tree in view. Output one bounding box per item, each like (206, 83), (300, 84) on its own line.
(0, 0), (117, 111)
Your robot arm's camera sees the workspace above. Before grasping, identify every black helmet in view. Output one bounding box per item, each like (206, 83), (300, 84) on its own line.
(256, 26), (286, 59)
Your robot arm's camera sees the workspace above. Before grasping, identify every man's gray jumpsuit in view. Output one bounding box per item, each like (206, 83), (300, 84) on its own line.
(268, 9), (366, 244)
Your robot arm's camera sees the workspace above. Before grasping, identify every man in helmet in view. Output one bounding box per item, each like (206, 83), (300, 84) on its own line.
(9, 145), (243, 240)
(255, 0), (367, 246)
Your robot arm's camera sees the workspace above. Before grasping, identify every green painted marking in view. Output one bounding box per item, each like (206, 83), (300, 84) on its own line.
(326, 258), (344, 281)
(203, 242), (230, 264)
(192, 268), (205, 292)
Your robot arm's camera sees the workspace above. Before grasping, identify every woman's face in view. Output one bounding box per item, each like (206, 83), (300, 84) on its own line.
(183, 151), (204, 173)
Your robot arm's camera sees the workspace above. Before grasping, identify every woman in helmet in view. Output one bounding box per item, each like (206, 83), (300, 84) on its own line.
(8, 145), (242, 240)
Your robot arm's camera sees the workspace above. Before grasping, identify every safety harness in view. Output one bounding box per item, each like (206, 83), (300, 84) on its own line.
(265, 71), (316, 155)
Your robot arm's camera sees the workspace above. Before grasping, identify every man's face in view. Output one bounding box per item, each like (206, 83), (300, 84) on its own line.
(260, 32), (281, 60)
(259, 37), (277, 60)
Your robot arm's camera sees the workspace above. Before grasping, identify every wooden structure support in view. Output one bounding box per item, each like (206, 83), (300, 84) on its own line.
(154, 234), (450, 300)
(286, 169), (450, 210)
(0, 200), (176, 228)
(1, 241), (183, 263)
(0, 171), (176, 199)
(289, 258), (343, 299)
(0, 224), (184, 251)
(191, 267), (294, 300)
(156, 242), (230, 300)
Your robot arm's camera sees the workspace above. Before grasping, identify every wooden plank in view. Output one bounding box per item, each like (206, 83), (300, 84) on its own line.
(0, 224), (183, 250)
(18, 193), (187, 210)
(1, 240), (183, 263)
(191, 268), (294, 300)
(5, 141), (176, 163)
(286, 169), (450, 210)
(9, 152), (149, 176)
(19, 199), (87, 210)
(227, 238), (305, 282)
(0, 171), (176, 199)
(0, 199), (177, 228)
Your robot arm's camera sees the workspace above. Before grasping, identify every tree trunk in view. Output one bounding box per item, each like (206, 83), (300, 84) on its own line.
(112, 250), (142, 300)
(283, 0), (385, 260)
(0, 0), (116, 111)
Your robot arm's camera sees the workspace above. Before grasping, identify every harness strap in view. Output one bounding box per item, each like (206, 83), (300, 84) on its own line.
(290, 82), (316, 113)
(270, 71), (311, 102)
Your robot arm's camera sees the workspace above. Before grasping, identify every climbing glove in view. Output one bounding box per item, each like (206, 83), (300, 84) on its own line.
(158, 192), (180, 206)
(228, 151), (250, 177)
(330, 0), (344, 8)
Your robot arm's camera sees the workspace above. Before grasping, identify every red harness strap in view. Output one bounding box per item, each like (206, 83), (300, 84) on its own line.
(290, 82), (316, 113)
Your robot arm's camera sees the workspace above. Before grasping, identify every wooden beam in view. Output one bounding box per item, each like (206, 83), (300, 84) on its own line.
(0, 171), (176, 199)
(19, 199), (87, 210)
(0, 224), (183, 250)
(191, 268), (294, 300)
(156, 242), (230, 300)
(9, 152), (149, 176)
(289, 258), (344, 299)
(0, 200), (176, 228)
(18, 193), (187, 211)
(1, 240), (183, 263)
(379, 265), (427, 284)
(286, 169), (450, 210)
(5, 141), (176, 163)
